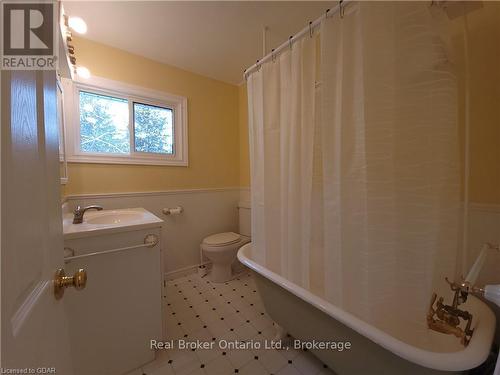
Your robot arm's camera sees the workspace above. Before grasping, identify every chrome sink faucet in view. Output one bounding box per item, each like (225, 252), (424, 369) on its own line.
(72, 205), (103, 224)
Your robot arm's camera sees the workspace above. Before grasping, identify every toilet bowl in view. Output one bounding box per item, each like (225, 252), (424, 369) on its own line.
(201, 202), (251, 283)
(201, 232), (250, 282)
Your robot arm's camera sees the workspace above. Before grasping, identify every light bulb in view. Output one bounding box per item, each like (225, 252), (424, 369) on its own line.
(68, 17), (87, 34)
(76, 66), (91, 79)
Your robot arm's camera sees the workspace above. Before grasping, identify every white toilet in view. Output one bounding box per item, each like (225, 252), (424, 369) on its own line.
(201, 202), (251, 283)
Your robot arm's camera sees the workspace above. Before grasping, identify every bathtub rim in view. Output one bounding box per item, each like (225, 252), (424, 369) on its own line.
(237, 242), (496, 372)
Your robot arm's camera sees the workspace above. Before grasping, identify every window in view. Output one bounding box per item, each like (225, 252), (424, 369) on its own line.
(79, 91), (130, 154)
(133, 102), (173, 155)
(63, 76), (188, 166)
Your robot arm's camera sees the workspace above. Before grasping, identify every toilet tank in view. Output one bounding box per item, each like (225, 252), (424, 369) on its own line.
(238, 201), (251, 237)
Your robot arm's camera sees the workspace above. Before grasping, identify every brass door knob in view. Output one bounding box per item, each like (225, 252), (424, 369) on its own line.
(54, 268), (87, 300)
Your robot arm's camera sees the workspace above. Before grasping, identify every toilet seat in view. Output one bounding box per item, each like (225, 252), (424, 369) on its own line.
(203, 232), (241, 247)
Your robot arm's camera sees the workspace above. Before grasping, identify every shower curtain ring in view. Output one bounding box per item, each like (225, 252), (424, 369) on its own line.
(256, 59), (261, 71)
(339, 0), (345, 19)
(325, 8), (330, 18)
(289, 36), (293, 50)
(309, 21), (313, 38)
(271, 49), (276, 63)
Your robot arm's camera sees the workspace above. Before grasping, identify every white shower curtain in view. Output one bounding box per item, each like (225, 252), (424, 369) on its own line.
(247, 1), (460, 345)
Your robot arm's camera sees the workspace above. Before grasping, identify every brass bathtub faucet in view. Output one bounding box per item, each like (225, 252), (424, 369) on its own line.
(427, 278), (474, 346)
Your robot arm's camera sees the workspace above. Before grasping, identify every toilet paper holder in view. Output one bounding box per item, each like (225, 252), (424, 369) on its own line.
(162, 206), (184, 215)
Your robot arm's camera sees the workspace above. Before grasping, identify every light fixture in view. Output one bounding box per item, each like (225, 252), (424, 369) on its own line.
(68, 16), (87, 34)
(76, 66), (91, 79)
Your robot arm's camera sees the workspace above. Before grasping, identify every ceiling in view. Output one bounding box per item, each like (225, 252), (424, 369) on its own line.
(62, 1), (333, 85)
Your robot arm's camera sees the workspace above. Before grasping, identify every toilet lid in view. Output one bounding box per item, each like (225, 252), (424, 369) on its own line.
(203, 232), (241, 246)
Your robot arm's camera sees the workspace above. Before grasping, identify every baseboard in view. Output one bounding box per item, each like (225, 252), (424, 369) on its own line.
(164, 262), (249, 280)
(164, 258), (249, 281)
(164, 262), (212, 280)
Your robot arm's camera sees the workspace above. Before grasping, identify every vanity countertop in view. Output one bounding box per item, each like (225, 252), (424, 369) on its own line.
(63, 207), (163, 240)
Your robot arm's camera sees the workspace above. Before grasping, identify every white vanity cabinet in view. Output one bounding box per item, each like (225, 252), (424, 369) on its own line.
(63, 211), (163, 375)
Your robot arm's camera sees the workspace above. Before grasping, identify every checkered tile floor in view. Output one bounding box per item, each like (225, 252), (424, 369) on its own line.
(128, 270), (335, 375)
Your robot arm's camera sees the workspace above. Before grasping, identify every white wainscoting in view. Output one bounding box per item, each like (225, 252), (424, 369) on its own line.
(240, 187), (250, 204)
(63, 188), (241, 274)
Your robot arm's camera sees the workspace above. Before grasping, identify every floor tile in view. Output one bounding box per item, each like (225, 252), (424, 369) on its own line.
(292, 351), (324, 375)
(165, 324), (185, 340)
(225, 348), (254, 368)
(195, 345), (222, 364)
(277, 364), (302, 375)
(123, 368), (144, 375)
(202, 356), (234, 375)
(143, 361), (174, 375)
(169, 350), (200, 375)
(179, 317), (206, 334)
(161, 270), (331, 375)
(317, 367), (337, 375)
(206, 319), (231, 337)
(250, 314), (274, 331)
(217, 331), (239, 347)
(189, 328), (213, 342)
(278, 347), (301, 361)
(238, 359), (269, 375)
(258, 348), (288, 373)
(233, 322), (258, 340)
(224, 312), (246, 329)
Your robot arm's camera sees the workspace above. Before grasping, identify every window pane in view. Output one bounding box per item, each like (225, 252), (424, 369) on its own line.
(133, 103), (174, 154)
(79, 91), (129, 154)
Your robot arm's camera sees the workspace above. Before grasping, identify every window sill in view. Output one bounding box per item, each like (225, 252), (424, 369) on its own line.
(66, 155), (188, 167)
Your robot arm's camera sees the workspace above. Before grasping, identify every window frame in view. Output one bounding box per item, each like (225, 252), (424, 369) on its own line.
(63, 76), (188, 166)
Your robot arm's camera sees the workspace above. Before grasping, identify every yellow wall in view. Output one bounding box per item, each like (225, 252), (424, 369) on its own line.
(238, 84), (250, 187)
(465, 4), (500, 205)
(63, 37), (241, 196)
(65, 6), (500, 204)
(451, 3), (500, 205)
(235, 7), (500, 203)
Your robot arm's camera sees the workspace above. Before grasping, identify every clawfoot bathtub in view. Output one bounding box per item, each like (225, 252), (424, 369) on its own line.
(237, 243), (495, 374)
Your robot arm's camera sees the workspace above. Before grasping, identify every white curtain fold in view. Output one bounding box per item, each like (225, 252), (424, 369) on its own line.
(247, 1), (460, 347)
(248, 35), (317, 288)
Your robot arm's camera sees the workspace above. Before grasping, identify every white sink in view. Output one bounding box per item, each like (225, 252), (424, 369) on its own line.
(86, 211), (144, 225)
(63, 208), (163, 240)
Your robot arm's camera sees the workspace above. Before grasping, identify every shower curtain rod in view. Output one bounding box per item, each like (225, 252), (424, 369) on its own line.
(243, 0), (352, 79)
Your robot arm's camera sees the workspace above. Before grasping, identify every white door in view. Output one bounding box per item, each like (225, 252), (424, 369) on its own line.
(1, 70), (74, 373)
